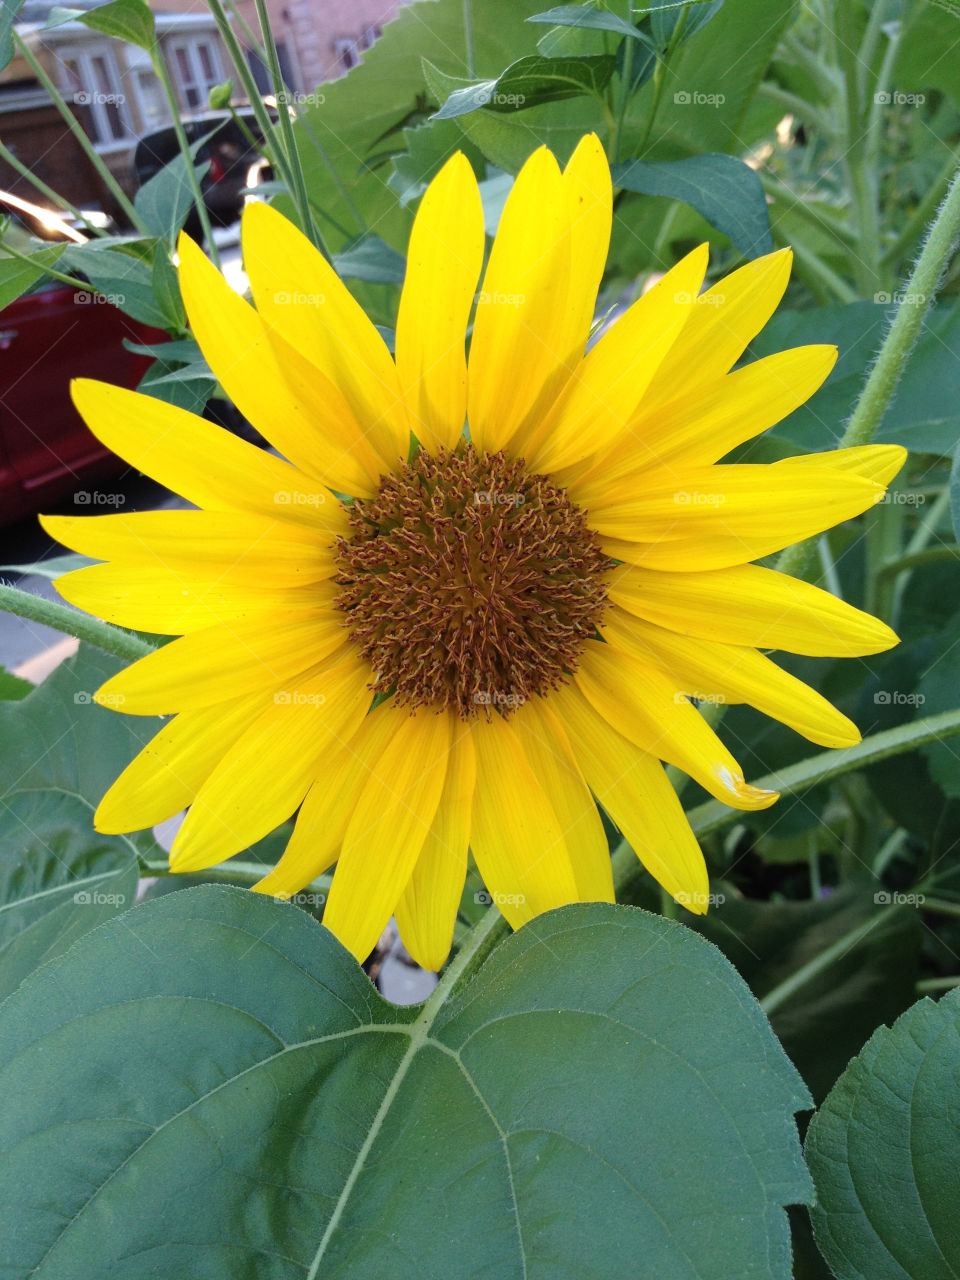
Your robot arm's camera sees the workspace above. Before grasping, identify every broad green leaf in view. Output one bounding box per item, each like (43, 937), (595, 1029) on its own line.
(0, 245), (66, 310)
(61, 243), (169, 327)
(0, 892), (813, 1278)
(138, 357), (216, 413)
(433, 53), (616, 119)
(951, 435), (960, 544)
(0, 647), (161, 994)
(613, 152), (772, 257)
(0, 793), (138, 1001)
(134, 153), (211, 244)
(388, 117), (488, 205)
(746, 300), (960, 457)
(47, 0), (155, 50)
(806, 988), (960, 1280)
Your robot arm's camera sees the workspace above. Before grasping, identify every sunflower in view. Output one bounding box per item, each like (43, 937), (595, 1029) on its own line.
(43, 135), (903, 970)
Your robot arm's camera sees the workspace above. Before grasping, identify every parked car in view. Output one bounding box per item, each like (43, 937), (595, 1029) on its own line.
(133, 110), (273, 231)
(0, 192), (165, 525)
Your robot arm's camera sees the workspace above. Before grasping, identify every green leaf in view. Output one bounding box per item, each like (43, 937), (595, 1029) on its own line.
(122, 335), (202, 363)
(613, 152), (773, 257)
(950, 435), (960, 544)
(527, 4), (655, 42)
(333, 234), (407, 284)
(0, 0), (26, 73)
(0, 892), (813, 1278)
(433, 53), (616, 119)
(423, 59), (605, 173)
(747, 300), (960, 457)
(134, 153), (211, 244)
(806, 988), (960, 1279)
(693, 882), (922, 1103)
(0, 647), (161, 994)
(0, 551), (93, 579)
(151, 249), (185, 329)
(61, 243), (169, 327)
(47, 0), (155, 50)
(0, 246), (66, 310)
(138, 357), (216, 413)
(0, 667), (31, 701)
(643, 0), (724, 47)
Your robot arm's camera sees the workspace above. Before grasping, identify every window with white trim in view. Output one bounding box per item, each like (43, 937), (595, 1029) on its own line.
(58, 45), (131, 150)
(168, 37), (224, 111)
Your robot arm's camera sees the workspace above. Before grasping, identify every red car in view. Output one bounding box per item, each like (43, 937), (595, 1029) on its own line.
(0, 194), (163, 525)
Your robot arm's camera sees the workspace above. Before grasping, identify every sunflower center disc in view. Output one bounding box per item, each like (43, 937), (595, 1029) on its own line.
(334, 444), (611, 718)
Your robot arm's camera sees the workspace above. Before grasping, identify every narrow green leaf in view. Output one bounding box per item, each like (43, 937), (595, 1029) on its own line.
(0, 893), (812, 1278)
(528, 5), (657, 45)
(0, 246), (66, 310)
(0, 0), (26, 72)
(151, 250), (185, 330)
(433, 53), (616, 119)
(613, 152), (773, 257)
(0, 552), (93, 579)
(332, 234), (407, 284)
(806, 988), (960, 1279)
(950, 435), (960, 545)
(134, 153), (211, 243)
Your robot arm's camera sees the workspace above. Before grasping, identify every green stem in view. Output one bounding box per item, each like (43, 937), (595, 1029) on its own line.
(882, 150), (957, 270)
(876, 544), (960, 582)
(833, 0), (880, 295)
(150, 53), (220, 268)
(0, 584), (154, 662)
(777, 160), (960, 583)
(919, 896), (960, 921)
(462, 0), (475, 78)
(0, 139), (105, 237)
(760, 171), (855, 247)
(13, 32), (147, 235)
(789, 236), (860, 303)
(917, 975), (960, 993)
(637, 11), (686, 156)
(252, 0), (326, 255)
(756, 82), (832, 133)
(608, 34), (634, 165)
(760, 915), (884, 1014)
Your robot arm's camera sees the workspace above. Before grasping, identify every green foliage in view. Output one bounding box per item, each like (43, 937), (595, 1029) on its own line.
(0, 892), (812, 1278)
(806, 988), (960, 1279)
(613, 153), (773, 256)
(0, 246), (66, 310)
(432, 53), (617, 119)
(134, 154), (212, 244)
(45, 0), (155, 50)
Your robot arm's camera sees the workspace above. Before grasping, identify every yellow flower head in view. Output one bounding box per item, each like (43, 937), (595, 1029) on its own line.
(43, 135), (904, 969)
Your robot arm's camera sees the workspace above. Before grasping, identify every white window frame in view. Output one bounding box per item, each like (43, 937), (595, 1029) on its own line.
(333, 37), (360, 73)
(56, 42), (132, 153)
(168, 36), (224, 112)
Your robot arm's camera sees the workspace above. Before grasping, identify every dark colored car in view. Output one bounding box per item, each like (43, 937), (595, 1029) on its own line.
(133, 110), (270, 230)
(0, 192), (164, 525)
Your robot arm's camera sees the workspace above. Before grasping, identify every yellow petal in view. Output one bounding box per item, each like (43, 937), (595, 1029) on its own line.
(643, 247), (794, 407)
(512, 697), (614, 903)
(588, 464), (884, 567)
(603, 609), (861, 749)
(574, 643), (778, 811)
(527, 243), (710, 473)
(94, 599), (345, 714)
(65, 379), (346, 533)
(53, 561), (321, 633)
(169, 651), (372, 871)
(550, 680), (709, 912)
(774, 443), (907, 487)
(467, 146), (571, 452)
(469, 711), (579, 927)
(178, 232), (385, 495)
(395, 716), (477, 972)
(241, 202), (410, 465)
(253, 705), (400, 898)
(322, 706), (450, 963)
(395, 152), (485, 451)
(95, 695), (270, 833)
(41, 509), (339, 579)
(565, 344), (838, 502)
(607, 561), (898, 656)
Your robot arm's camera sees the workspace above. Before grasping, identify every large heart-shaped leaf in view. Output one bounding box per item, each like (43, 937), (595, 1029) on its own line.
(0, 890), (812, 1278)
(806, 988), (960, 1280)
